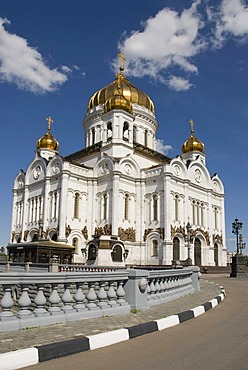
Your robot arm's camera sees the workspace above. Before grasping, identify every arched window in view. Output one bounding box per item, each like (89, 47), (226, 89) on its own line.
(107, 122), (112, 141)
(152, 240), (158, 256)
(196, 201), (200, 226)
(194, 238), (201, 266)
(92, 128), (95, 145)
(53, 192), (57, 220)
(112, 245), (123, 262)
(200, 203), (204, 227)
(153, 195), (158, 221)
(173, 237), (180, 261)
(74, 193), (80, 219)
(103, 194), (107, 220)
(72, 237), (78, 254)
(214, 243), (218, 266)
(88, 244), (97, 261)
(123, 122), (129, 141)
(51, 233), (58, 241)
(175, 195), (179, 221)
(124, 194), (129, 220)
(214, 207), (218, 229)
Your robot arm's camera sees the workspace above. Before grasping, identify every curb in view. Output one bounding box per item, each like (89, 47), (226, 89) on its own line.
(0, 287), (226, 370)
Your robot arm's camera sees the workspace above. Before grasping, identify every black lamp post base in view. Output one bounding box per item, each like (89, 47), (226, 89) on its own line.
(230, 254), (247, 278)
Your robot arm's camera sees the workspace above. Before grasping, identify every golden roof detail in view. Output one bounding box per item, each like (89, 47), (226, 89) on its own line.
(36, 117), (59, 151)
(182, 119), (205, 154)
(87, 53), (154, 114)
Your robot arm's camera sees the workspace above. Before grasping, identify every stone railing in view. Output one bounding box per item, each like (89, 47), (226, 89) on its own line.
(0, 267), (200, 332)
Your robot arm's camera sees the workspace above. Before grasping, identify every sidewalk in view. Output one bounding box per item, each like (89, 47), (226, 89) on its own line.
(0, 277), (224, 357)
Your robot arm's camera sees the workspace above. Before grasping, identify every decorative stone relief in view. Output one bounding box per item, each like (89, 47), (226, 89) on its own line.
(174, 165), (181, 176)
(82, 226), (88, 240)
(124, 164), (132, 175)
(33, 165), (41, 180)
(143, 227), (164, 242)
(53, 162), (60, 174)
(118, 227), (136, 242)
(94, 224), (112, 236)
(171, 225), (186, 239)
(194, 169), (202, 183)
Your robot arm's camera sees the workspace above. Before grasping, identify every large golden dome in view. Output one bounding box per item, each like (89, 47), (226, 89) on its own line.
(87, 54), (154, 114)
(182, 119), (205, 154)
(36, 117), (59, 151)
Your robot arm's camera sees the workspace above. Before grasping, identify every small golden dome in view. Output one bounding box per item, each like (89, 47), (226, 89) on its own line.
(182, 119), (205, 154)
(87, 54), (154, 114)
(104, 93), (133, 114)
(36, 117), (59, 151)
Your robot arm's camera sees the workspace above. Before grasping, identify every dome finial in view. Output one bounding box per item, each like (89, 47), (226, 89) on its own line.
(118, 52), (125, 74)
(46, 116), (54, 132)
(189, 119), (194, 135)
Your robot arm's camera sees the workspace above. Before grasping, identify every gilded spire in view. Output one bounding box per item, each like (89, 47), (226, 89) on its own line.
(189, 119), (194, 135)
(118, 52), (125, 74)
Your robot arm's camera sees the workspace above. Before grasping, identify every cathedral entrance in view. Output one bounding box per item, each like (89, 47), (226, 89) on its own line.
(88, 244), (97, 261)
(194, 238), (202, 266)
(214, 243), (218, 266)
(173, 237), (180, 261)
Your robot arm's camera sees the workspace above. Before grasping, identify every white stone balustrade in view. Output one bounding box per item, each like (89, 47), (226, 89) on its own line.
(0, 267), (200, 332)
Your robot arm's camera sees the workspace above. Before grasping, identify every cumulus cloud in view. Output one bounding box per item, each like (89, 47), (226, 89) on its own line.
(215, 0), (248, 45)
(156, 139), (172, 155)
(0, 17), (69, 93)
(117, 1), (205, 91)
(167, 76), (193, 91)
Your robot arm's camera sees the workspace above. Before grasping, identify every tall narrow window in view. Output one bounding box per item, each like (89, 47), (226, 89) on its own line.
(107, 122), (112, 141)
(144, 130), (148, 147)
(124, 194), (129, 220)
(92, 128), (95, 145)
(196, 201), (200, 226)
(133, 126), (137, 142)
(123, 122), (129, 141)
(214, 207), (218, 229)
(153, 195), (158, 221)
(74, 193), (79, 219)
(175, 195), (179, 221)
(103, 194), (107, 220)
(152, 240), (158, 256)
(53, 192), (57, 219)
(200, 203), (204, 227)
(192, 200), (196, 225)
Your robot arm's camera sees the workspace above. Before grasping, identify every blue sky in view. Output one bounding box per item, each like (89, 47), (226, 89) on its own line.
(0, 0), (247, 252)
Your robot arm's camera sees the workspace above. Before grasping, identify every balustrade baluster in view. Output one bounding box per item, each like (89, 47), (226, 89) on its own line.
(34, 285), (48, 315)
(116, 281), (127, 305)
(48, 284), (62, 313)
(62, 284), (74, 311)
(74, 283), (86, 311)
(107, 281), (117, 307)
(0, 286), (14, 317)
(146, 279), (151, 301)
(150, 279), (156, 299)
(97, 281), (108, 308)
(86, 282), (98, 309)
(18, 286), (33, 316)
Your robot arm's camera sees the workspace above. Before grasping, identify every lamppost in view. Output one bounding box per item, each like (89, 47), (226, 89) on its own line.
(186, 220), (192, 266)
(230, 218), (247, 278)
(232, 218), (243, 254)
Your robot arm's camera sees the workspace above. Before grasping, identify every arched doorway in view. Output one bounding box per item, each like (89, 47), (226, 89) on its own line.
(214, 243), (219, 266)
(173, 237), (180, 261)
(88, 244), (97, 261)
(112, 245), (123, 262)
(194, 238), (201, 266)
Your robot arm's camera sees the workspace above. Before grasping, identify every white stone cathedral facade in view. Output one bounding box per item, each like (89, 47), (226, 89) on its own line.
(10, 60), (227, 267)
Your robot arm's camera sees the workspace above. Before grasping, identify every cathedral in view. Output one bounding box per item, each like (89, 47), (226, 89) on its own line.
(8, 55), (227, 267)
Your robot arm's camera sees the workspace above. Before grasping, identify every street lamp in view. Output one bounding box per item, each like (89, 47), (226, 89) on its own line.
(186, 220), (192, 265)
(239, 234), (246, 255)
(232, 218), (243, 254)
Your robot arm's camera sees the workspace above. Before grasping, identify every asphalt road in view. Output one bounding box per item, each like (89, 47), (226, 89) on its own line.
(25, 275), (248, 370)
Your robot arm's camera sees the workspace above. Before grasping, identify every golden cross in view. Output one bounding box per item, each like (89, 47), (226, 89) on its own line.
(46, 116), (54, 131)
(118, 52), (126, 72)
(189, 119), (194, 134)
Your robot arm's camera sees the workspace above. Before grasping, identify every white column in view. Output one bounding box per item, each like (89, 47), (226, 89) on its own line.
(111, 172), (120, 236)
(43, 177), (50, 231)
(10, 190), (18, 243)
(21, 186), (29, 241)
(58, 172), (69, 242)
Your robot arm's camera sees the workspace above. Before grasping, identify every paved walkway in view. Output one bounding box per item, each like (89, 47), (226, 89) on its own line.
(0, 277), (222, 355)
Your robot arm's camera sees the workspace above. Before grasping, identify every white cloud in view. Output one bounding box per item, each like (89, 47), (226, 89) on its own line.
(167, 75), (193, 91)
(215, 0), (248, 45)
(0, 17), (69, 93)
(156, 139), (172, 155)
(117, 1), (205, 90)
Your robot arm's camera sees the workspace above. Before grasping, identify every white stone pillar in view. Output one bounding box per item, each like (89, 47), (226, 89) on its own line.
(21, 186), (29, 241)
(111, 172), (120, 236)
(58, 172), (69, 242)
(10, 190), (18, 243)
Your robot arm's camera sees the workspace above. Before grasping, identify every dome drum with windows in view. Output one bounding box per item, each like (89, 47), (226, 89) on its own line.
(87, 53), (155, 115)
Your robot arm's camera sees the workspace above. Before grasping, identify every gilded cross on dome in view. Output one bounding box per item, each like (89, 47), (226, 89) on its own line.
(118, 52), (126, 74)
(189, 119), (195, 135)
(46, 116), (54, 131)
